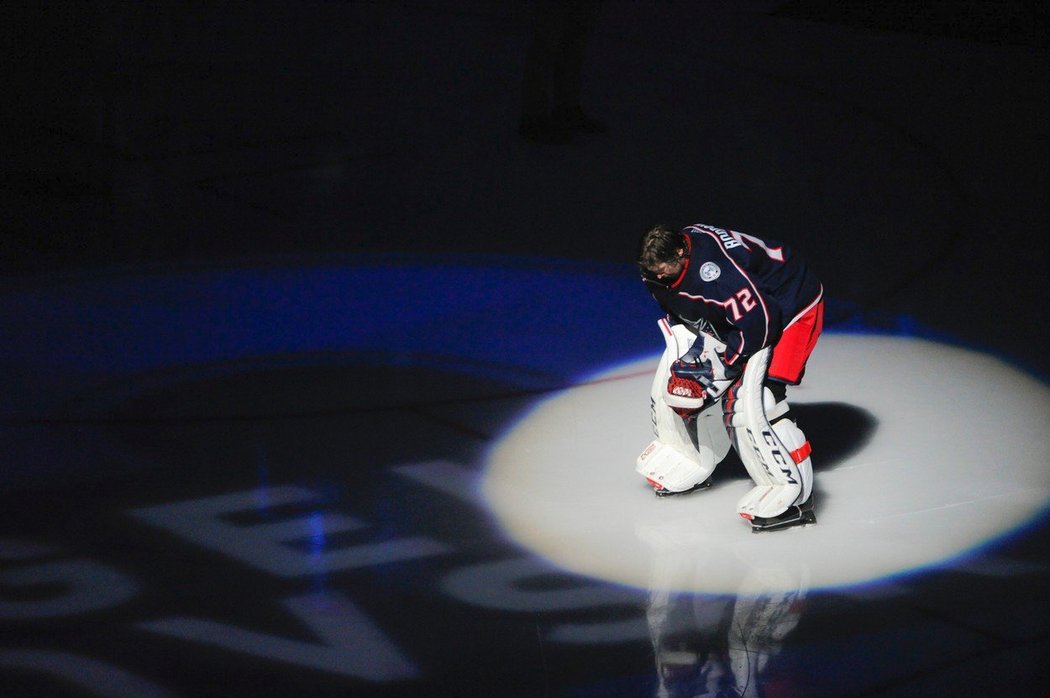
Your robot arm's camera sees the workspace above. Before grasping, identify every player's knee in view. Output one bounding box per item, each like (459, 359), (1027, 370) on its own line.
(762, 386), (790, 423)
(764, 379), (787, 405)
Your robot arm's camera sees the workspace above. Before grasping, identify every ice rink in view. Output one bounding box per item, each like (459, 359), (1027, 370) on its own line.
(3, 2), (1049, 695)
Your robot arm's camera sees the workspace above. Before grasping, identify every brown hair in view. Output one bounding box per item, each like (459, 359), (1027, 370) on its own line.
(636, 224), (685, 271)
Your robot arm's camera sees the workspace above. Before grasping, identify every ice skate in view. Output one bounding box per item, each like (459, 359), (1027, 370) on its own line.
(742, 497), (816, 533)
(650, 475), (712, 497)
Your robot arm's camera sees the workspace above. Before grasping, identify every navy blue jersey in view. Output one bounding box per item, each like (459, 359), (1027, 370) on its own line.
(642, 223), (823, 369)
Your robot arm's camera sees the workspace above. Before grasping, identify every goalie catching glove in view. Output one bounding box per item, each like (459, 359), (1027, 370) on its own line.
(667, 342), (740, 409)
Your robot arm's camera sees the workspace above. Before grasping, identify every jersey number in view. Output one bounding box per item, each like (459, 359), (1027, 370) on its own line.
(726, 288), (757, 321)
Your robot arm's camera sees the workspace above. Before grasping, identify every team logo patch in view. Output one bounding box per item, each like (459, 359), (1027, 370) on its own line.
(700, 262), (721, 282)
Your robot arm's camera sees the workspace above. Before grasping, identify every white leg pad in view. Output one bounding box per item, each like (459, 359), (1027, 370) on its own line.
(635, 440), (716, 493)
(736, 484), (774, 516)
(726, 386), (774, 487)
(735, 420), (813, 518)
(771, 417), (814, 504)
(638, 320), (731, 494)
(724, 348), (776, 487)
(726, 348), (814, 519)
(737, 483), (802, 519)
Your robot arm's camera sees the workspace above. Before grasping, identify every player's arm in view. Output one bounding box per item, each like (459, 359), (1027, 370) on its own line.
(670, 271), (779, 394)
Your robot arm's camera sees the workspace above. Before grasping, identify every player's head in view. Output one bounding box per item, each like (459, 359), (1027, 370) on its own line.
(637, 224), (686, 281)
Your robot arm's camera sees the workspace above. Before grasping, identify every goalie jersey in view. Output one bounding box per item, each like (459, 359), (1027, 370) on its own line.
(641, 223), (823, 371)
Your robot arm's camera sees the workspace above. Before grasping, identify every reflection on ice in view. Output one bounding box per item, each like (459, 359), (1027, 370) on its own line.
(640, 518), (809, 697)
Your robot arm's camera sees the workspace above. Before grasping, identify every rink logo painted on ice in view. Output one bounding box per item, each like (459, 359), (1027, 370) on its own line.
(0, 462), (645, 691)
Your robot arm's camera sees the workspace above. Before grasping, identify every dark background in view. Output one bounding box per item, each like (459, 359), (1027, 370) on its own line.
(2, 1), (1049, 695)
(4, 1), (1048, 369)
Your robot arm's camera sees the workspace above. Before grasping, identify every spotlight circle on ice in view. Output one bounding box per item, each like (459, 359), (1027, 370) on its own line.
(482, 334), (1050, 594)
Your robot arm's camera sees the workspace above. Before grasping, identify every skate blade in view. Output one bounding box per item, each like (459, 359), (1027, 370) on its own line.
(750, 509), (816, 533)
(652, 478), (713, 498)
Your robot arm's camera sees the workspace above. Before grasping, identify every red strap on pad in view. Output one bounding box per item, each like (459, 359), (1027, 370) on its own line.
(790, 441), (812, 464)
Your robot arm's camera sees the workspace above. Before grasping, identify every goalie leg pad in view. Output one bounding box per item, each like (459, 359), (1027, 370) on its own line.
(725, 348), (815, 522)
(637, 320), (732, 496)
(771, 416), (814, 505)
(636, 440), (716, 496)
(735, 417), (814, 520)
(724, 349), (778, 488)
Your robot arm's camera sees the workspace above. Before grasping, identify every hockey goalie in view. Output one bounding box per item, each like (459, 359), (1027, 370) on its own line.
(635, 222), (824, 533)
